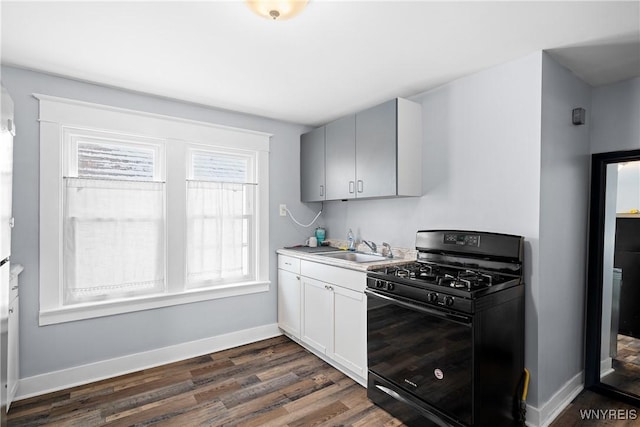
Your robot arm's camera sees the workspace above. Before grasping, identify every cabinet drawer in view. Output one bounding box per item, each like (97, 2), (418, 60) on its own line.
(278, 255), (301, 274)
(300, 261), (366, 293)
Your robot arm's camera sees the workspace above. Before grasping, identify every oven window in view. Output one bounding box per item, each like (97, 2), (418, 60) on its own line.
(367, 293), (473, 425)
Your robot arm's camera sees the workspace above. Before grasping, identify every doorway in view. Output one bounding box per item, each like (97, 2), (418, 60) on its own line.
(586, 149), (640, 406)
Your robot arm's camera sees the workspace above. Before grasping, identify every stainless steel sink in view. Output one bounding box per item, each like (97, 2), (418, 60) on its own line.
(318, 251), (387, 263)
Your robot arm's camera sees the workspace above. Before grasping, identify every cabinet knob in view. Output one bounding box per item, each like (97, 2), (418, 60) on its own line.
(11, 286), (18, 290)
(296, 276), (300, 280)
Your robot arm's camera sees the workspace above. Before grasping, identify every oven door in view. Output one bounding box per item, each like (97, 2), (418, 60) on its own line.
(366, 289), (473, 425)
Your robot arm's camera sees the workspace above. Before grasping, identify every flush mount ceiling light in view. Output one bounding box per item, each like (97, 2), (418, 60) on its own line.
(246, 0), (308, 20)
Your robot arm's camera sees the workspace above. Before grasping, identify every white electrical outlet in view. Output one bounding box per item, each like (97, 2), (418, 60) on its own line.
(279, 204), (287, 216)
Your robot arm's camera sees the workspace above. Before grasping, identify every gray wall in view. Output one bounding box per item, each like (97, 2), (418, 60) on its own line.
(538, 53), (591, 404)
(1, 65), (315, 378)
(321, 52), (546, 405)
(616, 161), (640, 212)
(591, 76), (640, 154)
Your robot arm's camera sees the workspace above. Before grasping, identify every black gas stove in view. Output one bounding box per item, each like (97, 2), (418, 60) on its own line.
(367, 231), (523, 314)
(366, 230), (525, 427)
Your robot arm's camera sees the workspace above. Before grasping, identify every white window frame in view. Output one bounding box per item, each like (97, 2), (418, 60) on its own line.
(37, 94), (271, 325)
(184, 144), (258, 289)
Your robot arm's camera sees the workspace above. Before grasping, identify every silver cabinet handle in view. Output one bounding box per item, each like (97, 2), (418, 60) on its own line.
(9, 308), (14, 314)
(296, 276), (300, 280)
(357, 180), (363, 193)
(11, 286), (18, 290)
(320, 185), (324, 197)
(349, 181), (355, 194)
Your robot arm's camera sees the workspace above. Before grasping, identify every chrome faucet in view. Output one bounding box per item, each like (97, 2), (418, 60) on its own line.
(362, 240), (377, 253)
(382, 242), (394, 258)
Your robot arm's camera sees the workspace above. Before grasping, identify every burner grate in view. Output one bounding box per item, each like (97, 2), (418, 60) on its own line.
(372, 262), (511, 293)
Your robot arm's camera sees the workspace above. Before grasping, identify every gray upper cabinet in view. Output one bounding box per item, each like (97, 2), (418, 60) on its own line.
(355, 98), (422, 199)
(300, 126), (326, 202)
(325, 115), (356, 200)
(355, 99), (397, 198)
(300, 97), (422, 202)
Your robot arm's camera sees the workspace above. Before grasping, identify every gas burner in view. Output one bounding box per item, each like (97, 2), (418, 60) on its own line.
(458, 270), (494, 287)
(395, 269), (411, 278)
(418, 265), (438, 281)
(439, 274), (470, 290)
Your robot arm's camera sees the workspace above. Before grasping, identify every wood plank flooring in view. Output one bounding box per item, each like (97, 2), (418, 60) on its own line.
(8, 336), (404, 426)
(7, 335), (638, 426)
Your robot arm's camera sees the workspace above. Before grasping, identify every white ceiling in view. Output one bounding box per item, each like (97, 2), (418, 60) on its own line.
(1, 1), (639, 126)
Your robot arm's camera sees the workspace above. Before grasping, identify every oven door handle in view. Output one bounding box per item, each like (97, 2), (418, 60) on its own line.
(365, 289), (472, 325)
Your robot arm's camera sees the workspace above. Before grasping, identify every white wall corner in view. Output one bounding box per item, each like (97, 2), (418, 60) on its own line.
(525, 371), (584, 427)
(15, 323), (282, 401)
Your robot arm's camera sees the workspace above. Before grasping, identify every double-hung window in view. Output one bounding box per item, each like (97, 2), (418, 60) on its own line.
(186, 148), (256, 289)
(37, 95), (271, 325)
(63, 131), (166, 304)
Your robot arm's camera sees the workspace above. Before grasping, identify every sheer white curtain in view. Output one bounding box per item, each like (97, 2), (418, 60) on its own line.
(63, 177), (165, 303)
(186, 181), (254, 288)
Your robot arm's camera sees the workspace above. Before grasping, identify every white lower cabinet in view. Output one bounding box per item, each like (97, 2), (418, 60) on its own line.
(277, 254), (368, 384)
(278, 269), (301, 339)
(277, 256), (301, 339)
(299, 261), (367, 382)
(301, 277), (333, 354)
(7, 264), (23, 410)
(7, 296), (19, 407)
(332, 285), (366, 376)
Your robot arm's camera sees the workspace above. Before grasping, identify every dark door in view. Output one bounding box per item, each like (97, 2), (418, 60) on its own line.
(615, 218), (640, 339)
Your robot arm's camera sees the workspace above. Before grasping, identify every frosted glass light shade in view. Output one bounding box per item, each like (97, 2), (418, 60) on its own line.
(246, 0), (308, 20)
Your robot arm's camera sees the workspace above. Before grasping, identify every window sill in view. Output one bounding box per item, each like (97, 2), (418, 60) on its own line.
(38, 280), (270, 326)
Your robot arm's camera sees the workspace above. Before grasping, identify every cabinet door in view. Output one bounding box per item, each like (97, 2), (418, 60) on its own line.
(7, 296), (18, 409)
(355, 99), (397, 198)
(301, 277), (332, 354)
(300, 127), (326, 202)
(278, 269), (301, 338)
(332, 285), (366, 376)
(325, 115), (356, 200)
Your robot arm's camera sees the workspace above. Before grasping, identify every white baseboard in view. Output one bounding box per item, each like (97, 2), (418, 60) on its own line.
(525, 371), (584, 427)
(600, 357), (614, 377)
(16, 323), (281, 401)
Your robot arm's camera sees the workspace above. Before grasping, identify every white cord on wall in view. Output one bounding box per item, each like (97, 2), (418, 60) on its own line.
(285, 206), (322, 228)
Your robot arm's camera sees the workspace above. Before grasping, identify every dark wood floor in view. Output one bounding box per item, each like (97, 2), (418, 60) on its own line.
(7, 335), (638, 426)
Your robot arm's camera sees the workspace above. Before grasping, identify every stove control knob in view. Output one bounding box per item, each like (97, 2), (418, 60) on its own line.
(444, 296), (455, 306)
(427, 292), (438, 303)
(376, 280), (384, 289)
(386, 283), (394, 291)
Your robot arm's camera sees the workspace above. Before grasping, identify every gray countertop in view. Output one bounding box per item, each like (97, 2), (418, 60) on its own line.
(276, 246), (414, 272)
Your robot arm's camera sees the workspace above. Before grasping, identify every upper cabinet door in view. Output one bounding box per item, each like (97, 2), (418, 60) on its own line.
(300, 126), (326, 202)
(325, 115), (356, 200)
(355, 99), (397, 198)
